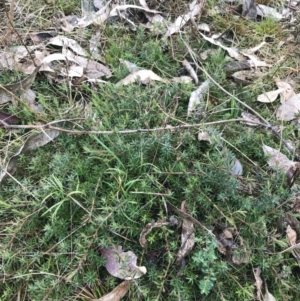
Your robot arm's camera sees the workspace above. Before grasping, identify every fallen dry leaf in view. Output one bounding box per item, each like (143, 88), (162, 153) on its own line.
(276, 94), (300, 121)
(182, 59), (198, 84)
(232, 69), (264, 85)
(200, 33), (244, 61)
(216, 227), (235, 256)
(116, 69), (167, 86)
(263, 144), (297, 173)
(91, 281), (130, 301)
(200, 49), (218, 60)
(242, 0), (257, 20)
(119, 59), (141, 73)
(100, 246), (147, 280)
(89, 30), (102, 59)
(187, 79), (210, 116)
(247, 42), (266, 54)
(164, 0), (204, 37)
(231, 158), (243, 176)
(200, 33), (269, 67)
(197, 130), (211, 142)
(253, 267), (263, 301)
(257, 89), (282, 103)
(257, 80), (295, 104)
(198, 23), (210, 32)
(0, 129), (60, 184)
(286, 225), (297, 246)
(41, 50), (111, 80)
(264, 291), (277, 301)
(0, 111), (20, 125)
(139, 216), (178, 248)
(257, 4), (282, 20)
(275, 79), (295, 103)
(176, 201), (195, 265)
(47, 36), (87, 56)
(22, 89), (43, 112)
(240, 112), (261, 126)
(171, 76), (193, 83)
(138, 0), (167, 33)
(93, 0), (105, 10)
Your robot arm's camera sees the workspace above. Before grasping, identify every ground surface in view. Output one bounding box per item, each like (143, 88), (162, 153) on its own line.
(1, 0), (300, 300)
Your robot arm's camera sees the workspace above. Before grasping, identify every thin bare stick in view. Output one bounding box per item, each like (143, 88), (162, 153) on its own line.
(1, 118), (264, 133)
(4, 0), (15, 45)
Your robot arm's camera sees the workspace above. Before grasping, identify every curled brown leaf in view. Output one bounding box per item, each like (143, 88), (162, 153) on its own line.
(176, 201), (195, 265)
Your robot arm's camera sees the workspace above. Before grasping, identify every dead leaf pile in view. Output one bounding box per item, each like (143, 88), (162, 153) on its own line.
(257, 79), (300, 121)
(0, 35), (112, 85)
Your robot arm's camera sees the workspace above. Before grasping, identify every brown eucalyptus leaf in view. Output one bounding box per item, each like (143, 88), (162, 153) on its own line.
(116, 70), (167, 86)
(287, 163), (300, 188)
(92, 281), (130, 301)
(257, 4), (282, 20)
(264, 291), (277, 301)
(286, 225), (297, 246)
(276, 94), (300, 121)
(176, 201), (195, 265)
(47, 36), (87, 56)
(232, 70), (263, 85)
(100, 246), (147, 280)
(197, 130), (211, 142)
(171, 76), (193, 83)
(253, 267), (263, 301)
(223, 61), (252, 73)
(242, 0), (257, 19)
(231, 158), (243, 176)
(0, 111), (20, 125)
(187, 79), (210, 116)
(275, 80), (296, 103)
(257, 89), (282, 103)
(41, 51), (111, 80)
(216, 228), (235, 256)
(182, 59), (198, 84)
(263, 144), (296, 173)
(240, 112), (261, 126)
(200, 33), (244, 61)
(119, 59), (141, 73)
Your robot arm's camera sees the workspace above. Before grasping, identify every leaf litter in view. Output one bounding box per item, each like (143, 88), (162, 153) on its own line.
(2, 0), (300, 299)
